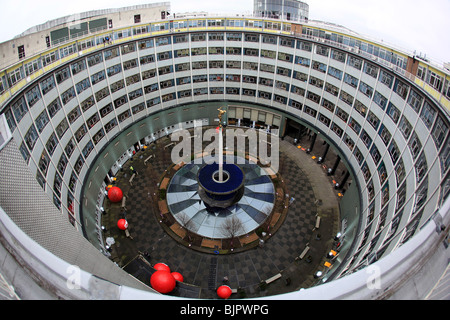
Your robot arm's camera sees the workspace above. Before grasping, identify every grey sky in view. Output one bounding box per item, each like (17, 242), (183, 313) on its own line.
(0, 0), (448, 65)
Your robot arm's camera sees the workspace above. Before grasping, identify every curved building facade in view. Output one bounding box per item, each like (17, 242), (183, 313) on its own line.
(0, 3), (449, 299)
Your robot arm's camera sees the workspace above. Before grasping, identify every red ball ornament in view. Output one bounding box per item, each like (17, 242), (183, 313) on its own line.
(150, 271), (176, 294)
(117, 219), (128, 230)
(108, 186), (123, 203)
(154, 263), (171, 273)
(171, 272), (184, 282)
(217, 285), (232, 299)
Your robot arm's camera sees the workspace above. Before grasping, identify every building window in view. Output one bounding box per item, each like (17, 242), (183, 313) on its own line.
(387, 102), (401, 124)
(324, 82), (339, 96)
(76, 78), (91, 94)
(353, 100), (367, 117)
(24, 58), (42, 77)
(364, 62), (379, 78)
(321, 98), (335, 112)
(328, 66), (343, 80)
(35, 110), (50, 133)
(388, 140), (400, 164)
(379, 70), (394, 88)
(19, 142), (30, 163)
(367, 111), (380, 130)
(359, 81), (373, 98)
(81, 96), (95, 112)
(339, 91), (354, 106)
(360, 130), (372, 149)
(40, 75), (56, 95)
(398, 116), (412, 140)
(420, 101), (436, 129)
(331, 123), (343, 138)
(344, 73), (358, 88)
(64, 138), (76, 158)
(427, 70), (444, 92)
(306, 91), (320, 104)
(394, 79), (409, 100)
(11, 97), (28, 123)
(45, 133), (58, 156)
(316, 45), (329, 57)
(86, 112), (100, 130)
(309, 76), (323, 89)
(370, 145), (381, 165)
(318, 113), (331, 127)
(87, 52), (103, 67)
(74, 124), (88, 143)
(408, 132), (422, 160)
(93, 128), (105, 145)
(71, 60), (86, 75)
(57, 153), (68, 176)
(312, 61), (327, 73)
(100, 103), (114, 118)
(289, 99), (303, 110)
(25, 85), (42, 107)
(378, 125), (392, 146)
(432, 116), (448, 149)
(105, 118), (118, 132)
(331, 49), (346, 62)
(24, 124), (39, 151)
(347, 55), (362, 70)
(61, 87), (76, 105)
(373, 91), (388, 110)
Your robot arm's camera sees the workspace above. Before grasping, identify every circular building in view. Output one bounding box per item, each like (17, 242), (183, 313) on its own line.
(0, 2), (448, 300)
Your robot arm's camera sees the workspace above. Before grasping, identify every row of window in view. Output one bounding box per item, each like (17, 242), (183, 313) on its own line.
(3, 32), (449, 229)
(6, 41), (449, 183)
(7, 45), (447, 161)
(5, 49), (435, 131)
(15, 76), (441, 198)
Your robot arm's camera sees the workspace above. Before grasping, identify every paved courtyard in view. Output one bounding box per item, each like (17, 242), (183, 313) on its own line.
(102, 128), (340, 299)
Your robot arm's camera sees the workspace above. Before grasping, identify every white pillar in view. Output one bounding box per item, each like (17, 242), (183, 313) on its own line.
(219, 126), (223, 182)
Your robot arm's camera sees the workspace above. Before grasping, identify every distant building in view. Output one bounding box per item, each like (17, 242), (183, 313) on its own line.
(254, 0), (309, 21)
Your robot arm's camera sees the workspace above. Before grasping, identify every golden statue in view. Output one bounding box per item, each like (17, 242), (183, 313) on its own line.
(217, 107), (226, 128)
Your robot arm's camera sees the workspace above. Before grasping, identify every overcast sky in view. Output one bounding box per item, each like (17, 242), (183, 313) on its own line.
(0, 0), (448, 64)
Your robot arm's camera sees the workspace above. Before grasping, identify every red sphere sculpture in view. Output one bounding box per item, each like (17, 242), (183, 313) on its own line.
(154, 263), (171, 273)
(150, 271), (176, 294)
(217, 285), (232, 299)
(171, 272), (184, 282)
(117, 219), (128, 230)
(108, 186), (123, 203)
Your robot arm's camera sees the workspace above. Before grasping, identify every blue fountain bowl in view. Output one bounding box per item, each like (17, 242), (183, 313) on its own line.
(197, 162), (244, 200)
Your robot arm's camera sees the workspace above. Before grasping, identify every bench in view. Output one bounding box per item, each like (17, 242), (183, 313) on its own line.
(315, 216), (321, 229)
(299, 246), (310, 260)
(121, 196), (127, 210)
(129, 173), (136, 185)
(265, 273), (282, 284)
(164, 142), (175, 150)
(125, 229), (133, 239)
(144, 154), (154, 165)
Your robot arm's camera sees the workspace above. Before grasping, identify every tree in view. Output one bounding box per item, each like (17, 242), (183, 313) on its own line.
(177, 212), (194, 243)
(220, 216), (244, 247)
